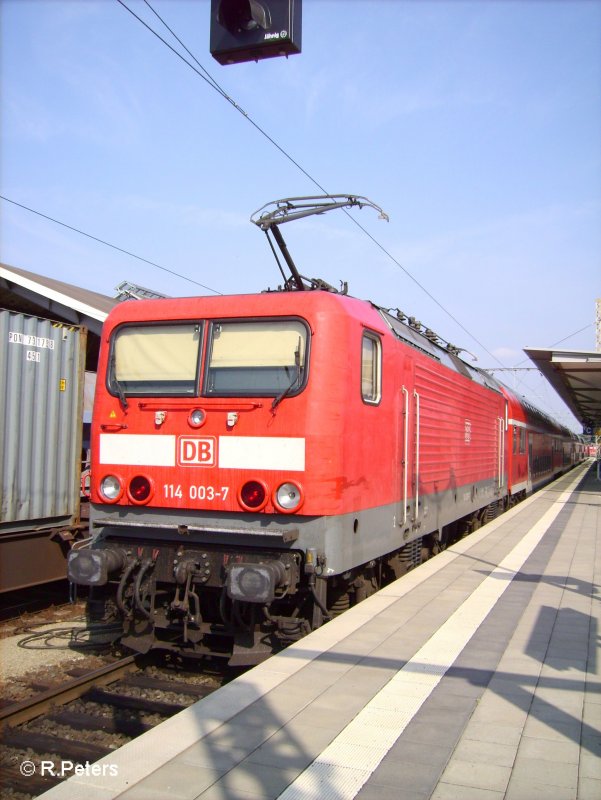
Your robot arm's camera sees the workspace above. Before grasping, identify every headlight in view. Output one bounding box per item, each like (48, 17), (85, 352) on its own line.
(274, 481), (303, 513)
(188, 408), (206, 428)
(100, 474), (122, 502)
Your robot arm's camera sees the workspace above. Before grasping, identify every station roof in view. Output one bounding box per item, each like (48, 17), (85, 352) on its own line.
(524, 347), (601, 433)
(0, 262), (116, 335)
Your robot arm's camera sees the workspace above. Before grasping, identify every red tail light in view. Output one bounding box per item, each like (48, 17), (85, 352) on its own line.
(239, 480), (268, 511)
(128, 475), (152, 504)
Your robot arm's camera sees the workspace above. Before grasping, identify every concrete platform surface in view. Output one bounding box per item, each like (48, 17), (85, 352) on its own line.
(35, 460), (600, 800)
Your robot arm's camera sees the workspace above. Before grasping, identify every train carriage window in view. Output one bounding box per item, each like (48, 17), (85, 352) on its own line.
(110, 324), (202, 396)
(361, 332), (382, 404)
(205, 319), (308, 396)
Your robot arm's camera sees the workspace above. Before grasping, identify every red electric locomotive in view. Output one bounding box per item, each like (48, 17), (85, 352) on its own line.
(67, 196), (582, 663)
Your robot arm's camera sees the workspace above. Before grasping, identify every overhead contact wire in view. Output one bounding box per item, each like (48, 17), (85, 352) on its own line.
(118, 0), (507, 368)
(118, 0), (325, 191)
(0, 195), (222, 295)
(511, 324), (594, 368)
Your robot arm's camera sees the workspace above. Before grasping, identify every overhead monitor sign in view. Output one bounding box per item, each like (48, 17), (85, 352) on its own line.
(210, 0), (302, 65)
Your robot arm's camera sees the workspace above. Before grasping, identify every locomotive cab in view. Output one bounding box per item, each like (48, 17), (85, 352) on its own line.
(68, 291), (398, 663)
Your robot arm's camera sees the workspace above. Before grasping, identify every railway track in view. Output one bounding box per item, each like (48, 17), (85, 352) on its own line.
(0, 654), (230, 799)
(0, 582), (80, 626)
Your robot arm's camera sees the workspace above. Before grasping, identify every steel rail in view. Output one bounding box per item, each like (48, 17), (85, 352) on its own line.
(0, 655), (138, 730)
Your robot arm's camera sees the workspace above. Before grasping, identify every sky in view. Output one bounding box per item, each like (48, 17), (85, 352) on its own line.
(1, 0), (600, 431)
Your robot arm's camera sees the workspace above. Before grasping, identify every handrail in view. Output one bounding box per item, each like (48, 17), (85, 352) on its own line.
(402, 386), (409, 525)
(498, 417), (505, 488)
(414, 390), (420, 519)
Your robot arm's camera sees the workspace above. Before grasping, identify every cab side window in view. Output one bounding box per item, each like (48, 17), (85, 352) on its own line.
(361, 332), (382, 404)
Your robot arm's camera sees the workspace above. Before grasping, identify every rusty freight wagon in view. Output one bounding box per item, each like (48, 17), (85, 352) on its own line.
(0, 308), (87, 592)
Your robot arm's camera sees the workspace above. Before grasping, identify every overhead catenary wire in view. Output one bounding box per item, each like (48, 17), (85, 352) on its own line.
(4, 3), (585, 428)
(116, 0), (322, 192)
(125, 3), (587, 425)
(484, 324), (595, 372)
(140, 0), (241, 106)
(550, 323), (594, 348)
(0, 195), (222, 296)
(504, 322), (595, 427)
(117, 0), (507, 369)
(511, 323), (594, 368)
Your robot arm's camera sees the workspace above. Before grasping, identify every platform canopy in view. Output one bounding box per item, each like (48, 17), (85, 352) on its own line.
(0, 262), (116, 335)
(523, 347), (601, 434)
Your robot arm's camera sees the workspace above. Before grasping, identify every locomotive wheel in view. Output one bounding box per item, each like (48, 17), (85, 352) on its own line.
(327, 586), (351, 617)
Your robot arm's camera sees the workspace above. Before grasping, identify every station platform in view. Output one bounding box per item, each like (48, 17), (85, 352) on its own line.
(40, 461), (600, 800)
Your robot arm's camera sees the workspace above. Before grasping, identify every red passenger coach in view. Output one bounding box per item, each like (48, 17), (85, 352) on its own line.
(67, 197), (583, 664)
(503, 387), (582, 499)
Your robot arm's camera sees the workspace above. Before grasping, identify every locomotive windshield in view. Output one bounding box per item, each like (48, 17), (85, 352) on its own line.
(110, 323), (202, 396)
(107, 318), (308, 399)
(205, 319), (307, 396)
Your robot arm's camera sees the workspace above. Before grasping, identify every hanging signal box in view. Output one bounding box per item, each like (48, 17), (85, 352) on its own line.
(210, 0), (302, 66)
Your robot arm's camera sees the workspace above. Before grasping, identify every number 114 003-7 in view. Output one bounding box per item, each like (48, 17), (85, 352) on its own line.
(164, 484), (229, 501)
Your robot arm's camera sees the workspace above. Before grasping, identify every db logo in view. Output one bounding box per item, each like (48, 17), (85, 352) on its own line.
(178, 437), (216, 467)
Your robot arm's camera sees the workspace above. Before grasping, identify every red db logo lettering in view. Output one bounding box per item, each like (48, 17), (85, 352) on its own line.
(178, 437), (216, 467)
